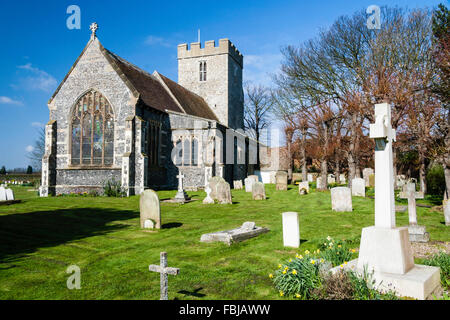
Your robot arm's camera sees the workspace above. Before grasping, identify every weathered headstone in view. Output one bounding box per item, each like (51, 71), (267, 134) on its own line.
(244, 177), (253, 193)
(327, 174), (336, 184)
(216, 181), (232, 204)
(339, 174), (346, 184)
(298, 181), (309, 195)
(282, 212), (300, 248)
(316, 176), (326, 190)
(275, 171), (288, 191)
(344, 103), (441, 300)
(149, 252), (180, 300)
(363, 168), (374, 187)
(209, 176), (225, 199)
(292, 173), (302, 182)
(203, 186), (214, 204)
(0, 187), (6, 201)
(200, 222), (269, 245)
(140, 189), (161, 229)
(233, 180), (243, 190)
(307, 173), (313, 183)
(444, 199), (450, 226)
(252, 182), (266, 200)
(331, 187), (352, 212)
(399, 182), (429, 242)
(351, 178), (365, 197)
(5, 189), (14, 201)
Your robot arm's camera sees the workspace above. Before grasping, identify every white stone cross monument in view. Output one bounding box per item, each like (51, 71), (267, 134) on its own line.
(149, 252), (180, 300)
(174, 174), (189, 202)
(350, 103), (441, 299)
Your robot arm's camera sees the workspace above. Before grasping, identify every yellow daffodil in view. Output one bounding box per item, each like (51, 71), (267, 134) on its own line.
(280, 291), (284, 297)
(340, 264), (344, 268)
(310, 259), (315, 264)
(292, 269), (297, 275)
(269, 274), (273, 279)
(278, 264), (282, 269)
(282, 270), (287, 274)
(295, 293), (301, 298)
(289, 258), (292, 262)
(320, 259), (324, 263)
(317, 249), (320, 253)
(344, 261), (348, 265)
(298, 255), (303, 259)
(305, 250), (310, 255)
(338, 245), (342, 248)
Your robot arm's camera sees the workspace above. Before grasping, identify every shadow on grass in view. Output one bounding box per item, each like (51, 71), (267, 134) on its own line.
(0, 208), (138, 263)
(162, 222), (183, 229)
(177, 287), (206, 298)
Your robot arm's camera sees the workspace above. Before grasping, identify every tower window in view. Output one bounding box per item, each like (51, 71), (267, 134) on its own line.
(199, 61), (207, 81)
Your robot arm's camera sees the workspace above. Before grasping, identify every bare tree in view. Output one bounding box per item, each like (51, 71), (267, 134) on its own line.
(26, 128), (45, 171)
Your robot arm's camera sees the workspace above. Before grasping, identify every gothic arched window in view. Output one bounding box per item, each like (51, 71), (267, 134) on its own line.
(183, 138), (191, 166)
(192, 138), (198, 166)
(71, 90), (114, 166)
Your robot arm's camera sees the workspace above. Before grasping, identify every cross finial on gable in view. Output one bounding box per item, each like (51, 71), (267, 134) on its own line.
(90, 22), (99, 39)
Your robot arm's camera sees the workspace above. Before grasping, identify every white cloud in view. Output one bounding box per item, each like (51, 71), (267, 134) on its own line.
(25, 145), (34, 152)
(31, 122), (44, 128)
(244, 53), (282, 87)
(15, 63), (57, 93)
(0, 96), (23, 106)
(144, 35), (172, 47)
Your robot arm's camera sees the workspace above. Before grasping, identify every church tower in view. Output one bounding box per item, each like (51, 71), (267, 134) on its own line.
(177, 39), (244, 130)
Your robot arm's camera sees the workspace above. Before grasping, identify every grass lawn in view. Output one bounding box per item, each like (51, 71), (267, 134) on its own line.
(0, 184), (447, 300)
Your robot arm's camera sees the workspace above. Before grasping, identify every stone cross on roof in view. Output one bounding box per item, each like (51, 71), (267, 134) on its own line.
(89, 22), (98, 38)
(149, 252), (179, 300)
(369, 103), (397, 228)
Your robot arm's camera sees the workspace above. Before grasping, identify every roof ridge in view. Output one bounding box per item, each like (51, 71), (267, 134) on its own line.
(152, 71), (187, 114)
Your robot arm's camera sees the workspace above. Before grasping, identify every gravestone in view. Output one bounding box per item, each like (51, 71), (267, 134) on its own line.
(0, 187), (6, 201)
(275, 171), (288, 191)
(282, 212), (300, 248)
(244, 176), (258, 193)
(327, 174), (335, 184)
(338, 103), (441, 300)
(368, 174), (375, 187)
(233, 180), (243, 190)
(307, 173), (313, 182)
(209, 176), (225, 199)
(252, 182), (266, 200)
(395, 175), (407, 189)
(200, 222), (269, 245)
(298, 181), (309, 195)
(5, 189), (14, 201)
(316, 176), (326, 190)
(351, 178), (365, 197)
(339, 174), (346, 184)
(444, 199), (450, 226)
(149, 252), (180, 300)
(203, 186), (214, 204)
(331, 187), (352, 212)
(399, 182), (429, 242)
(174, 174), (190, 203)
(292, 173), (302, 182)
(216, 181), (232, 204)
(248, 175), (259, 182)
(363, 168), (374, 187)
(140, 189), (161, 229)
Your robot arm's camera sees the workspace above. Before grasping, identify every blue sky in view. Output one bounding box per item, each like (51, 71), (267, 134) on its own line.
(0, 0), (444, 169)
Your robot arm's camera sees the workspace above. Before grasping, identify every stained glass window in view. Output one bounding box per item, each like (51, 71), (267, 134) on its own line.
(71, 90), (114, 166)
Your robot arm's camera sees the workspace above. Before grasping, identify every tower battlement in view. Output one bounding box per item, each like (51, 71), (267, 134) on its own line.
(178, 39), (243, 67)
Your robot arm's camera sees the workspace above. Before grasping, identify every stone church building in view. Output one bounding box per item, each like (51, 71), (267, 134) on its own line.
(40, 23), (259, 197)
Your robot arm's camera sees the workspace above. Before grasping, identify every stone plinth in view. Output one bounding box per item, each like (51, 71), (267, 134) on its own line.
(408, 225), (430, 243)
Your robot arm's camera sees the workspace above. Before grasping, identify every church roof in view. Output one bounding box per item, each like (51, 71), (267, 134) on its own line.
(49, 36), (218, 122)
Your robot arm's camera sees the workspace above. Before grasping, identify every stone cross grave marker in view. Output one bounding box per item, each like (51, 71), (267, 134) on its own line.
(149, 252), (180, 300)
(203, 186), (214, 204)
(399, 181), (429, 242)
(174, 174), (189, 202)
(282, 212), (300, 248)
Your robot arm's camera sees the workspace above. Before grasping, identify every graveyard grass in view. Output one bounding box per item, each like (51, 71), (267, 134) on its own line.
(0, 185), (447, 300)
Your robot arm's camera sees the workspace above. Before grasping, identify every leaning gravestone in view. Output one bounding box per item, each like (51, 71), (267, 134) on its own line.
(363, 168), (374, 187)
(216, 181), (232, 204)
(298, 181), (309, 195)
(351, 178), (365, 197)
(252, 182), (266, 200)
(200, 222), (269, 245)
(331, 187), (352, 212)
(0, 187), (6, 201)
(140, 189), (161, 229)
(282, 212), (300, 248)
(5, 189), (14, 201)
(209, 176), (225, 200)
(275, 171), (288, 191)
